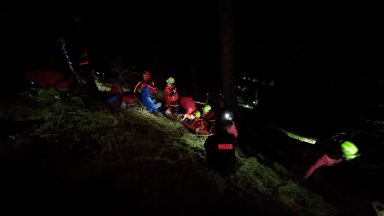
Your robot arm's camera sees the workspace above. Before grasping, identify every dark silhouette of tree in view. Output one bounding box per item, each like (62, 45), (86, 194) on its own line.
(220, 0), (236, 110)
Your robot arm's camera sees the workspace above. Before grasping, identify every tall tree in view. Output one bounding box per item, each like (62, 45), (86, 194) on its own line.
(220, 0), (236, 110)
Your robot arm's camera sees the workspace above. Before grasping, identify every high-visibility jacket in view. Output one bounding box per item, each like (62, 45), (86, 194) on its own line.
(164, 86), (179, 107)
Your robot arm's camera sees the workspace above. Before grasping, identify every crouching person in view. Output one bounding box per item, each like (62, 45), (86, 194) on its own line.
(304, 133), (359, 179)
(140, 86), (161, 113)
(204, 122), (238, 175)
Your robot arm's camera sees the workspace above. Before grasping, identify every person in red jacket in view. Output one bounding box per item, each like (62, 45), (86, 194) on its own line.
(184, 111), (213, 136)
(179, 96), (197, 121)
(204, 119), (238, 175)
(201, 104), (216, 133)
(25, 69), (71, 92)
(215, 109), (238, 138)
(304, 133), (359, 179)
(134, 70), (157, 95)
(164, 77), (179, 115)
(25, 69), (72, 100)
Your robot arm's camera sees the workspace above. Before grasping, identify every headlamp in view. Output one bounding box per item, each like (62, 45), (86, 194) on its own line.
(224, 112), (233, 121)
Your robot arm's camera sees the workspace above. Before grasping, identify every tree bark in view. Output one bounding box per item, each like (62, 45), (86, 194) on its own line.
(220, 0), (236, 110)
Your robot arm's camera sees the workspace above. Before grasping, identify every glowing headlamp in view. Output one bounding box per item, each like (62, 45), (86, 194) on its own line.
(224, 112), (233, 121)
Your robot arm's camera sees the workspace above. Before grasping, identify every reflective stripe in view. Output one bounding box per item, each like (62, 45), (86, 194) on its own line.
(218, 144), (234, 150)
(79, 60), (90, 65)
(134, 81), (142, 93)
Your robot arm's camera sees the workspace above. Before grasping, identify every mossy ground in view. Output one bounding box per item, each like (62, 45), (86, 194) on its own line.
(0, 94), (336, 215)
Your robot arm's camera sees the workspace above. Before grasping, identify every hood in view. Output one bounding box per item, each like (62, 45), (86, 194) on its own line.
(143, 71), (150, 81)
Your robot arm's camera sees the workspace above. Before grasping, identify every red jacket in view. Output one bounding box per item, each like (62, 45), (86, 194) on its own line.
(180, 97), (197, 115)
(164, 86), (179, 107)
(228, 122), (238, 138)
(202, 111), (216, 122)
(304, 154), (342, 179)
(134, 80), (157, 95)
(122, 95), (138, 104)
(25, 70), (70, 91)
(111, 85), (123, 94)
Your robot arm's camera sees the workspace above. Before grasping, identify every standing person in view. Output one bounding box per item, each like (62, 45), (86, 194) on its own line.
(204, 119), (238, 175)
(164, 77), (179, 116)
(215, 109), (238, 138)
(77, 49), (99, 94)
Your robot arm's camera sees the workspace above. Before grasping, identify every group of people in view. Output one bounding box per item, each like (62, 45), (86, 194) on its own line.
(108, 70), (241, 175)
(26, 37), (360, 178)
(113, 70), (362, 177)
(111, 70), (222, 136)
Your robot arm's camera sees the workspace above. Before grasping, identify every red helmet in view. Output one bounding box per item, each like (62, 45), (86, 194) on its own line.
(143, 70), (150, 81)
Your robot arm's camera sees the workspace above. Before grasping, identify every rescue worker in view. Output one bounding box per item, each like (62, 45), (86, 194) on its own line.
(179, 96), (197, 121)
(25, 38), (76, 100)
(201, 104), (216, 133)
(182, 110), (201, 127)
(25, 69), (71, 98)
(215, 109), (238, 138)
(204, 118), (238, 175)
(304, 133), (360, 179)
(188, 111), (213, 136)
(134, 70), (157, 95)
(140, 86), (160, 113)
(77, 49), (99, 94)
(164, 77), (179, 116)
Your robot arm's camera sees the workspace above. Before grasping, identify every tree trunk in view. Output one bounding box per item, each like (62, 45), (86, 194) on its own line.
(189, 61), (199, 95)
(220, 0), (236, 110)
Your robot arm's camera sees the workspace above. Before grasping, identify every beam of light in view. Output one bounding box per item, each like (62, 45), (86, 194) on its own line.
(280, 129), (317, 144)
(238, 103), (254, 109)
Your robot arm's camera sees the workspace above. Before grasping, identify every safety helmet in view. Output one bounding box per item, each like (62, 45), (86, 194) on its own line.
(195, 111), (201, 119)
(202, 105), (211, 114)
(166, 77), (175, 84)
(341, 141), (359, 160)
